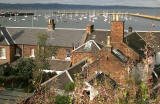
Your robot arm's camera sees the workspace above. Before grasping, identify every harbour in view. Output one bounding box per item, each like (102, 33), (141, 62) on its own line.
(0, 9), (160, 31)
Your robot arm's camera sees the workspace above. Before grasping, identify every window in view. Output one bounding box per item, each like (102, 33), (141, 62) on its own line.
(66, 50), (70, 57)
(51, 56), (55, 60)
(30, 48), (35, 58)
(15, 47), (20, 56)
(0, 48), (6, 59)
(112, 49), (128, 63)
(65, 49), (71, 61)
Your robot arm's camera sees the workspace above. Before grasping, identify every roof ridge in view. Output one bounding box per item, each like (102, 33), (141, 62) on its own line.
(6, 27), (86, 31)
(72, 40), (101, 53)
(1, 27), (15, 45)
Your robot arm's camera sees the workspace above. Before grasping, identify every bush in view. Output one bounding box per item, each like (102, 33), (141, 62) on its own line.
(53, 95), (72, 104)
(65, 82), (75, 92)
(24, 83), (35, 93)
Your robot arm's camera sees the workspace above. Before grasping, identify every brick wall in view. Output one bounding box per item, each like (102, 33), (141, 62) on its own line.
(86, 48), (128, 84)
(110, 21), (139, 61)
(9, 45), (16, 62)
(55, 47), (72, 60)
(16, 45), (73, 60)
(71, 52), (93, 65)
(0, 45), (15, 63)
(22, 45), (37, 58)
(0, 45), (73, 63)
(112, 43), (139, 61)
(111, 21), (124, 43)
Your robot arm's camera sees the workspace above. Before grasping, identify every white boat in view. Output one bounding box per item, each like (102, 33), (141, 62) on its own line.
(21, 18), (26, 21)
(83, 16), (87, 19)
(24, 15), (28, 18)
(9, 18), (13, 21)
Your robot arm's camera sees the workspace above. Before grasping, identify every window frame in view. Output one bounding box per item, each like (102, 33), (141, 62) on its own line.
(0, 47), (6, 59)
(30, 48), (35, 58)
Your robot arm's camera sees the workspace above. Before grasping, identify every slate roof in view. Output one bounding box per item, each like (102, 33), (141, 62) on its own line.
(67, 58), (87, 80)
(85, 30), (109, 45)
(124, 32), (146, 56)
(87, 72), (117, 88)
(124, 31), (160, 55)
(41, 58), (87, 90)
(0, 27), (15, 45)
(49, 60), (71, 71)
(72, 40), (102, 53)
(53, 71), (72, 90)
(85, 30), (128, 46)
(6, 27), (86, 47)
(0, 34), (8, 45)
(137, 32), (160, 53)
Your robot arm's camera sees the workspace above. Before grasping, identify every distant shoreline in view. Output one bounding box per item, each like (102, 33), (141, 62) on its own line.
(0, 3), (159, 10)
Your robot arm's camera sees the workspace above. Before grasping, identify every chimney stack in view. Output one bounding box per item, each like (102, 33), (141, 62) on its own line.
(48, 19), (55, 31)
(86, 24), (94, 35)
(128, 27), (132, 33)
(110, 19), (124, 43)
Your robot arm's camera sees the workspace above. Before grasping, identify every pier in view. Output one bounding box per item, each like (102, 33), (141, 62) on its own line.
(0, 11), (34, 17)
(53, 11), (160, 21)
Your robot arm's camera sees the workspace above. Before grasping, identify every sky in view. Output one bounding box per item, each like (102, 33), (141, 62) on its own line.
(1, 0), (160, 7)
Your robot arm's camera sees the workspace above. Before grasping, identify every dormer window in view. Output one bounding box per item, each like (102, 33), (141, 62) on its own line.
(0, 47), (6, 59)
(30, 48), (35, 58)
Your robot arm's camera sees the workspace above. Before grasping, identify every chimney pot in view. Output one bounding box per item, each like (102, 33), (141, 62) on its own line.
(128, 27), (133, 33)
(86, 24), (94, 35)
(48, 19), (55, 30)
(112, 14), (119, 21)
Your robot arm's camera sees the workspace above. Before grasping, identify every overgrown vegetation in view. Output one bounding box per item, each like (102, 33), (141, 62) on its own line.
(65, 82), (75, 92)
(0, 33), (58, 93)
(53, 95), (73, 104)
(0, 58), (55, 93)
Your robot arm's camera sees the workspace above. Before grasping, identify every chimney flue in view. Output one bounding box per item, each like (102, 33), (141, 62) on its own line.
(48, 19), (55, 30)
(128, 27), (133, 33)
(112, 14), (119, 21)
(86, 24), (94, 35)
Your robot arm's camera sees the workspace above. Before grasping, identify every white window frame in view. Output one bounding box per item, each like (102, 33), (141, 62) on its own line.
(30, 48), (35, 58)
(65, 49), (71, 61)
(0, 47), (6, 59)
(66, 49), (71, 58)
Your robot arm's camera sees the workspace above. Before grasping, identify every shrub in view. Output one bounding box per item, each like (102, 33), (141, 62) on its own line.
(65, 82), (75, 92)
(53, 95), (72, 104)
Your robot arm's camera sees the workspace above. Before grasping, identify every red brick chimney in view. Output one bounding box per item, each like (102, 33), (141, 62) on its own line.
(86, 24), (94, 35)
(48, 19), (55, 30)
(110, 14), (124, 43)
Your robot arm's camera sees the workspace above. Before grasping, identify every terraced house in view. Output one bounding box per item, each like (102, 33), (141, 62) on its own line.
(0, 19), (86, 63)
(0, 16), (160, 85)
